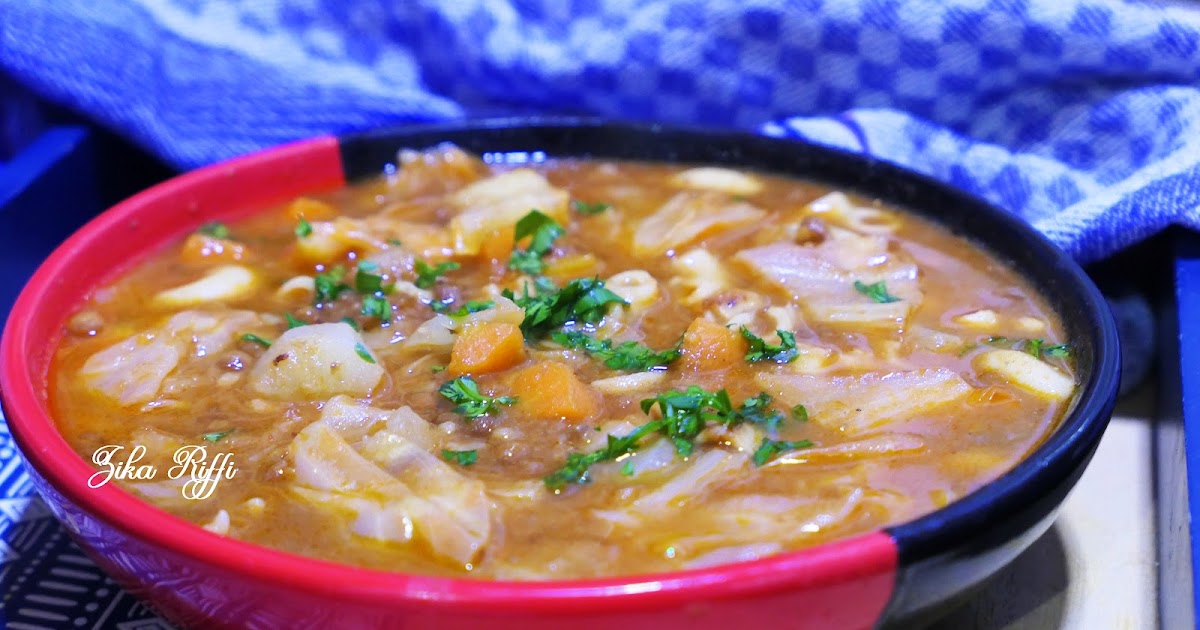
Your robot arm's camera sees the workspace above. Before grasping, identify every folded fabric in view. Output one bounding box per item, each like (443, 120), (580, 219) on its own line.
(3, 0), (1196, 388)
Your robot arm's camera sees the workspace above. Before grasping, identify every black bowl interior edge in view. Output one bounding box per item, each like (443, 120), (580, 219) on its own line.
(338, 119), (1122, 620)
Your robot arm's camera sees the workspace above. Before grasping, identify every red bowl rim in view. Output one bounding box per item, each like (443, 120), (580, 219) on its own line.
(0, 133), (899, 614)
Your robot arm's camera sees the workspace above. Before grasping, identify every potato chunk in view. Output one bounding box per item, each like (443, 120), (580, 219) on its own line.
(153, 265), (256, 307)
(973, 349), (1074, 400)
(449, 170), (569, 255)
(250, 323), (384, 399)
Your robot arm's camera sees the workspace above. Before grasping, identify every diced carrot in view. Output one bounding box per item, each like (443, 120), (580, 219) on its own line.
(180, 234), (247, 265)
(447, 322), (527, 376)
(479, 227), (516, 264)
(679, 317), (746, 371)
(545, 253), (600, 281)
(286, 197), (338, 222)
(510, 361), (599, 421)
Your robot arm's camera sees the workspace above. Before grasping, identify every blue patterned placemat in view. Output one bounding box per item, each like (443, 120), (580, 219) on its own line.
(0, 413), (170, 629)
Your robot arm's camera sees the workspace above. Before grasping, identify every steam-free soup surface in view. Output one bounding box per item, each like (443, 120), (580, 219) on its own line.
(50, 147), (1077, 578)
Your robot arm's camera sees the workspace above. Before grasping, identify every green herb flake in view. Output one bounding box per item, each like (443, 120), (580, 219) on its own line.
(853, 280), (901, 303)
(295, 216), (313, 239)
(791, 404), (809, 423)
(314, 266), (351, 304)
(984, 336), (1072, 360)
(552, 330), (681, 371)
(240, 333), (273, 348)
(202, 429), (234, 443)
(361, 295), (391, 321)
(545, 386), (813, 490)
(504, 276), (627, 338)
(508, 210), (565, 275)
(620, 460), (636, 477)
(387, 238), (402, 246)
(438, 376), (517, 420)
(441, 449), (478, 466)
(286, 313), (308, 329)
(448, 300), (496, 318)
(355, 261), (391, 295)
(197, 222), (230, 239)
(571, 200), (611, 215)
(354, 342), (376, 364)
(340, 317), (360, 331)
(752, 437), (815, 466)
(740, 327), (799, 364)
(432, 365), (446, 373)
(414, 260), (461, 289)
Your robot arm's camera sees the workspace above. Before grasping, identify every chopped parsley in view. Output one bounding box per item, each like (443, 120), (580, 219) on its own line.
(387, 238), (402, 246)
(740, 327), (799, 363)
(361, 295), (391, 321)
(354, 342), (376, 364)
(854, 280), (901, 303)
(792, 404), (809, 423)
(428, 297), (456, 314)
(571, 200), (611, 215)
(314, 266), (351, 304)
(544, 387), (810, 489)
(984, 336), (1072, 359)
(508, 210), (565, 275)
(354, 261), (391, 294)
(543, 420), (664, 489)
(752, 437), (815, 466)
(438, 376), (517, 419)
(552, 331), (681, 372)
(504, 276), (627, 338)
(202, 429), (233, 443)
(620, 460), (636, 477)
(240, 333), (273, 348)
(286, 313), (309, 329)
(431, 365), (446, 373)
(448, 300), (495, 318)
(414, 260), (460, 289)
(441, 449), (478, 466)
(197, 222), (230, 239)
(294, 216), (313, 238)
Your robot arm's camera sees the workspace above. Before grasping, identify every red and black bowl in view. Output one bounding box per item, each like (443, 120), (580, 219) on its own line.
(0, 120), (1121, 629)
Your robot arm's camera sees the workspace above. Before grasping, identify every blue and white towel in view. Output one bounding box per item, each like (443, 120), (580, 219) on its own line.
(4, 0), (1200, 264)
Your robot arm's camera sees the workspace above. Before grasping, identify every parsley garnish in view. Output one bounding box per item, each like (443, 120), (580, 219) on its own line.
(285, 313), (308, 329)
(240, 333), (272, 348)
(544, 387), (809, 489)
(295, 217), (313, 238)
(544, 420), (664, 489)
(414, 260), (460, 289)
(620, 460), (636, 476)
(361, 295), (391, 321)
(202, 429), (233, 443)
(314, 266), (350, 304)
(438, 376), (517, 419)
(571, 200), (611, 215)
(552, 331), (682, 372)
(504, 276), (627, 338)
(354, 261), (391, 294)
(508, 210), (565, 275)
(354, 342), (376, 364)
(740, 327), (799, 363)
(441, 449), (478, 466)
(197, 222), (230, 239)
(792, 404), (808, 423)
(431, 365), (446, 373)
(854, 280), (901, 303)
(752, 437), (815, 466)
(984, 336), (1072, 359)
(448, 300), (495, 318)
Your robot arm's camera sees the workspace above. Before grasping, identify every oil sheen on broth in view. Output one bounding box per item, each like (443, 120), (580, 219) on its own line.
(50, 146), (1077, 579)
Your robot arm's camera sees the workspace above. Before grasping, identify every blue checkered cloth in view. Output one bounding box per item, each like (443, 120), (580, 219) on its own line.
(3, 0), (1200, 264)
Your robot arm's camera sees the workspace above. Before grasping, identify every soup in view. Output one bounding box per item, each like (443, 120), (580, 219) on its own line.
(49, 146), (1077, 579)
